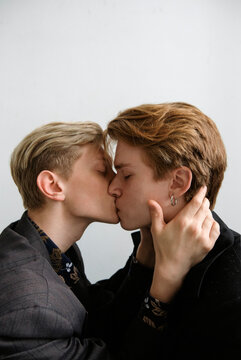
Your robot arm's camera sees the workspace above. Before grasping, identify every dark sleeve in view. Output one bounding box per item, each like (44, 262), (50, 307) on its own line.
(86, 256), (154, 350)
(115, 293), (170, 359)
(162, 298), (241, 360)
(69, 233), (155, 351)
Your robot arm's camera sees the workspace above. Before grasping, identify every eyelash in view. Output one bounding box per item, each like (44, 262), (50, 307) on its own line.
(124, 175), (131, 180)
(98, 169), (107, 176)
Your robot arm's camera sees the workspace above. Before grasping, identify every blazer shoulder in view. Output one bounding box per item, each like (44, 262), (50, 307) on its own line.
(0, 251), (87, 338)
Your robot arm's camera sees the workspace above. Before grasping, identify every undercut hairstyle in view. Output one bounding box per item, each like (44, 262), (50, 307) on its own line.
(105, 102), (227, 209)
(11, 121), (105, 210)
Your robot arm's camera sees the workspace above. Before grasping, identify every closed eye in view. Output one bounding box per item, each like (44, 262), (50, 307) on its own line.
(98, 169), (107, 176)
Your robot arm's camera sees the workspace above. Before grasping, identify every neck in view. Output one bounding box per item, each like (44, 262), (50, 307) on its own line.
(28, 204), (91, 253)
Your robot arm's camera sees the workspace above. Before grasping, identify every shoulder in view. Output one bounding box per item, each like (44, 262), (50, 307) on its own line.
(0, 216), (87, 338)
(0, 212), (50, 265)
(207, 212), (241, 279)
(201, 229), (241, 300)
(0, 248), (87, 339)
(183, 212), (241, 302)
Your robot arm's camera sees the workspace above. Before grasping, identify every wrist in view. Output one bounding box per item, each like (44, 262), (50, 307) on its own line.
(139, 293), (169, 331)
(154, 254), (191, 282)
(150, 266), (184, 303)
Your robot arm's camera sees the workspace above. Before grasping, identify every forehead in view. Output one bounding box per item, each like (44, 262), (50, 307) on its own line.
(114, 140), (146, 167)
(81, 143), (106, 163)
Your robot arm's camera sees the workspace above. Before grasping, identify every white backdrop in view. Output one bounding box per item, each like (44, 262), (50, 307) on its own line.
(0, 0), (240, 282)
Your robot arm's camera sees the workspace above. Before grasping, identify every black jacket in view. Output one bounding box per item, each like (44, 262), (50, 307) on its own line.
(156, 211), (241, 359)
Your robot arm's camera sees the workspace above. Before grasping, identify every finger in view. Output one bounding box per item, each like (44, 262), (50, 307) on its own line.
(201, 211), (214, 235)
(194, 198), (211, 225)
(201, 215), (220, 252)
(209, 220), (220, 248)
(148, 200), (166, 232)
(177, 186), (207, 219)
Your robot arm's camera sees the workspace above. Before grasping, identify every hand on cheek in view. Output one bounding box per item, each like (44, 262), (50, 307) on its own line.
(148, 186), (220, 303)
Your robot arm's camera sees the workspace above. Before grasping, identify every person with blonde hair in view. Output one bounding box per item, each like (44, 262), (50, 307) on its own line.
(107, 101), (241, 359)
(0, 120), (218, 359)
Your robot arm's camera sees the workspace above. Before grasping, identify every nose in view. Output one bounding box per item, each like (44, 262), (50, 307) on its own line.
(108, 174), (122, 198)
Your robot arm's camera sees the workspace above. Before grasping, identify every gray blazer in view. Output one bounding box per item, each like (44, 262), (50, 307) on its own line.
(0, 213), (156, 359)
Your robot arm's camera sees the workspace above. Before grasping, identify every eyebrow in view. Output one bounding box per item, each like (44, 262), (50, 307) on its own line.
(114, 162), (132, 170)
(93, 157), (106, 165)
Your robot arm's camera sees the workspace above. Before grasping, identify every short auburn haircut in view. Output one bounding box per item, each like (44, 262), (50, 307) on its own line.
(105, 102), (227, 209)
(11, 121), (105, 210)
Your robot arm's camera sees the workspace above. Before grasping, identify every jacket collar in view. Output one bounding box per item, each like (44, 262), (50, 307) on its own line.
(3, 211), (52, 266)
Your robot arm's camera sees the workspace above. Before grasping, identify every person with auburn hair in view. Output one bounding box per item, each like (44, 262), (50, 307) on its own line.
(0, 120), (218, 359)
(106, 101), (241, 359)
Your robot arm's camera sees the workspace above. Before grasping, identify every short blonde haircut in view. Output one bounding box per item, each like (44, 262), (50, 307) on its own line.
(105, 102), (227, 209)
(11, 121), (104, 209)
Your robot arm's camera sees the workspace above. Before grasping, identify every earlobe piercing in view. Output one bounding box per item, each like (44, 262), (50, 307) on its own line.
(170, 195), (178, 206)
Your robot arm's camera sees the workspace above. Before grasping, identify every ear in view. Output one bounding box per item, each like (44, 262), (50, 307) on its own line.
(36, 170), (66, 202)
(169, 166), (192, 198)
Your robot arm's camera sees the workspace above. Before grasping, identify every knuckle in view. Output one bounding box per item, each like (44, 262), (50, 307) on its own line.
(212, 222), (220, 238)
(198, 236), (212, 252)
(178, 218), (189, 230)
(203, 243), (212, 253)
(207, 209), (213, 218)
(203, 197), (210, 208)
(214, 221), (220, 231)
(188, 222), (200, 236)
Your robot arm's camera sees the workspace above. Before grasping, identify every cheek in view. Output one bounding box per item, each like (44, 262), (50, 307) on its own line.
(91, 179), (113, 206)
(96, 179), (109, 195)
(121, 181), (147, 205)
(123, 187), (149, 213)
(135, 184), (169, 216)
(90, 174), (108, 190)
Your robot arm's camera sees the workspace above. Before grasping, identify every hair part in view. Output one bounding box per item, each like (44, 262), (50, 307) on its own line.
(11, 121), (105, 209)
(105, 102), (227, 209)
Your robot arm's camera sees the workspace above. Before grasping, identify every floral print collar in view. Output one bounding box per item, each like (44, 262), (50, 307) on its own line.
(28, 216), (80, 288)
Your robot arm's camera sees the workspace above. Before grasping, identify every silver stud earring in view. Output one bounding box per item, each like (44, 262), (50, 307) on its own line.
(170, 195), (177, 206)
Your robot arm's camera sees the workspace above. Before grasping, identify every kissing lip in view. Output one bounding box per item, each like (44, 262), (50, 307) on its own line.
(114, 204), (121, 220)
(114, 200), (119, 212)
(114, 201), (120, 213)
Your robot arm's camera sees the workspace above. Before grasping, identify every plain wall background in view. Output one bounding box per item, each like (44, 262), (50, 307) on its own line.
(0, 0), (240, 282)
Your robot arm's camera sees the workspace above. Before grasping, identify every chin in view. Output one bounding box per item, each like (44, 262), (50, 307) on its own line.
(104, 214), (120, 224)
(110, 218), (120, 224)
(120, 221), (139, 231)
(91, 210), (119, 224)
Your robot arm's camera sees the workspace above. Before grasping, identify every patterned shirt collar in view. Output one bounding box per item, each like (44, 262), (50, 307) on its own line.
(28, 216), (80, 288)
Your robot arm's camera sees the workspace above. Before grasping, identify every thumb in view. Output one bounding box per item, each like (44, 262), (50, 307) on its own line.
(148, 200), (166, 234)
